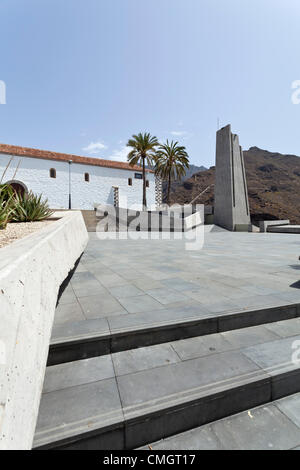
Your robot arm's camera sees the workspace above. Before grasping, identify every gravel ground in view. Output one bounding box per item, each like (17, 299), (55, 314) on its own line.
(0, 220), (54, 248)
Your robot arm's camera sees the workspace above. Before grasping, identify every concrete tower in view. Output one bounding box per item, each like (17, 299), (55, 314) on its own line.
(214, 125), (250, 231)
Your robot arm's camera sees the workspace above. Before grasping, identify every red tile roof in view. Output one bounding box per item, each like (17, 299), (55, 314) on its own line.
(0, 143), (154, 173)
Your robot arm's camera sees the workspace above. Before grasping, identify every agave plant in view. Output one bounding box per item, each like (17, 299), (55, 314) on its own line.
(0, 184), (13, 229)
(10, 191), (53, 222)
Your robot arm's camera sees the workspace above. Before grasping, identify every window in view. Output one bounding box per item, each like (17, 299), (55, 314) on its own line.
(146, 180), (149, 188)
(84, 173), (90, 182)
(49, 168), (56, 178)
(128, 178), (132, 186)
(134, 173), (142, 179)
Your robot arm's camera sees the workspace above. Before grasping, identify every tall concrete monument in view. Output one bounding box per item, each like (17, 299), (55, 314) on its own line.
(214, 124), (250, 231)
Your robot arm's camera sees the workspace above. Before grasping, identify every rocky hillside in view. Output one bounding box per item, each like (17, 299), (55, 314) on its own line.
(161, 164), (207, 195)
(168, 147), (300, 225)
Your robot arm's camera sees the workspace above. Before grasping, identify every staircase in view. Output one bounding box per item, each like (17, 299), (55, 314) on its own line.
(34, 307), (300, 450)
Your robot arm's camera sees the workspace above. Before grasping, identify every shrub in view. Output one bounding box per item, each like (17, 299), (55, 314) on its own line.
(0, 184), (14, 229)
(10, 191), (53, 222)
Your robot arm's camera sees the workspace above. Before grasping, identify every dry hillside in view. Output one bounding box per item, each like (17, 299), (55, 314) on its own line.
(168, 147), (300, 225)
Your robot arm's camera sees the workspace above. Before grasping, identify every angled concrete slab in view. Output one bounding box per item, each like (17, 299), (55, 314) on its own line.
(214, 125), (250, 231)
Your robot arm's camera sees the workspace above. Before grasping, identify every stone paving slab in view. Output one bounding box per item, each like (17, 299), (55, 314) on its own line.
(265, 318), (300, 338)
(78, 293), (127, 319)
(112, 343), (180, 377)
(276, 393), (300, 428)
(243, 336), (300, 375)
(35, 319), (300, 449)
(34, 378), (123, 449)
(171, 324), (280, 361)
(142, 395), (300, 450)
(43, 356), (115, 393)
(54, 302), (86, 325)
(51, 317), (110, 344)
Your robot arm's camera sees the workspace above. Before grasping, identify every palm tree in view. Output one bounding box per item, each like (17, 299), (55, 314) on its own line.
(155, 140), (189, 205)
(127, 132), (159, 209)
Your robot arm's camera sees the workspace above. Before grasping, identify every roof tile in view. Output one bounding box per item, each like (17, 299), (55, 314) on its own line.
(0, 143), (154, 173)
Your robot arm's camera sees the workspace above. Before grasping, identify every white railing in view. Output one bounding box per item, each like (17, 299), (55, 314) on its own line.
(190, 184), (214, 205)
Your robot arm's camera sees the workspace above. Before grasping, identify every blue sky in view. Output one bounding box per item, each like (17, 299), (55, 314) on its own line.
(0, 0), (300, 168)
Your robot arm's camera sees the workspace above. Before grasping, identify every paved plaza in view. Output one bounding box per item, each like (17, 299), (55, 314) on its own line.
(53, 227), (300, 340)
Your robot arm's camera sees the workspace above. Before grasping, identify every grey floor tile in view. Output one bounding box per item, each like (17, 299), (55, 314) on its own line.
(239, 284), (281, 296)
(265, 318), (300, 338)
(94, 273), (129, 288)
(145, 426), (222, 450)
(146, 288), (189, 305)
(184, 290), (231, 304)
(108, 303), (212, 332)
(112, 344), (180, 376)
(146, 270), (179, 281)
(117, 294), (164, 314)
(57, 286), (77, 306)
(43, 356), (115, 393)
(108, 285), (144, 299)
(72, 279), (107, 298)
(51, 317), (110, 342)
(78, 293), (127, 319)
(34, 378), (122, 447)
(132, 278), (163, 291)
(275, 290), (300, 304)
(73, 263), (89, 273)
(116, 270), (145, 281)
(233, 294), (287, 310)
(54, 302), (85, 325)
(204, 299), (241, 314)
(276, 393), (300, 428)
(171, 333), (233, 360)
(212, 404), (300, 450)
(161, 298), (203, 310)
(118, 351), (263, 417)
(222, 325), (280, 349)
(242, 335), (300, 375)
(71, 271), (98, 285)
(161, 277), (199, 291)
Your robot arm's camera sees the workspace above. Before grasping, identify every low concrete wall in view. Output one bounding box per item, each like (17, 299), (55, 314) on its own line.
(0, 211), (88, 450)
(260, 220), (290, 233)
(268, 225), (300, 234)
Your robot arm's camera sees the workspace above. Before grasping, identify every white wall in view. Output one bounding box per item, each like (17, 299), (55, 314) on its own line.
(0, 154), (157, 210)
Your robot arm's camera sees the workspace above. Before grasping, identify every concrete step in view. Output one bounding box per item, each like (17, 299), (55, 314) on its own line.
(47, 300), (300, 366)
(140, 392), (300, 450)
(268, 225), (300, 234)
(34, 319), (300, 449)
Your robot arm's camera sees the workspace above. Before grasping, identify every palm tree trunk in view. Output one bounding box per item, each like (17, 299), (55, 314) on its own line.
(167, 171), (171, 205)
(142, 157), (147, 210)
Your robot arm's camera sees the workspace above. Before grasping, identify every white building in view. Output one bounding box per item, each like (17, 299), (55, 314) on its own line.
(0, 143), (162, 210)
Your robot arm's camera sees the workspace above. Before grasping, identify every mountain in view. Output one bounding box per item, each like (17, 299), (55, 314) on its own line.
(182, 164), (207, 180)
(162, 163), (207, 196)
(167, 147), (300, 225)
